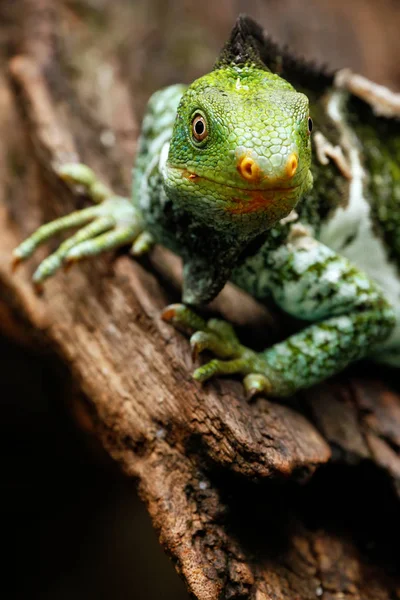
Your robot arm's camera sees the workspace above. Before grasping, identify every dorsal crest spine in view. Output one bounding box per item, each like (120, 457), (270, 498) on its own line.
(214, 14), (333, 92)
(214, 15), (270, 71)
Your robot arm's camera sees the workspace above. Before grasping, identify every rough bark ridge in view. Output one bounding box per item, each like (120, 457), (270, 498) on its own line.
(1, 1), (400, 598)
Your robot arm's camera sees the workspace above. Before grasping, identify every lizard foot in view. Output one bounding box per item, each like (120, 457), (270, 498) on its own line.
(162, 303), (277, 399)
(12, 163), (153, 285)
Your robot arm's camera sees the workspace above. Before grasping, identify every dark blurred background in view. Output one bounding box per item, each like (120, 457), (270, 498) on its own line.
(2, 1), (400, 598)
(112, 0), (400, 115)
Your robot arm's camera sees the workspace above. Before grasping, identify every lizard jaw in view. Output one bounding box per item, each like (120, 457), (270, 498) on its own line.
(170, 165), (300, 194)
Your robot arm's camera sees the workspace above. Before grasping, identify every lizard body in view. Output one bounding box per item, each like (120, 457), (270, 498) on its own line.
(13, 16), (400, 397)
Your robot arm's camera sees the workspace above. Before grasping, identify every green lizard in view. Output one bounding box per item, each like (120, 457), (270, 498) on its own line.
(12, 16), (400, 398)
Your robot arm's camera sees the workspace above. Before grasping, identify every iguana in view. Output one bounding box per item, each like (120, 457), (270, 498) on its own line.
(12, 16), (400, 398)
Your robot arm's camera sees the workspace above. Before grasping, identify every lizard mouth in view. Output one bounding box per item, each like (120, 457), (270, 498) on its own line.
(168, 165), (299, 193)
(168, 165), (300, 214)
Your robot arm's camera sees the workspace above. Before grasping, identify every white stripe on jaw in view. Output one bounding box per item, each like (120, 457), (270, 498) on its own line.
(139, 130), (172, 211)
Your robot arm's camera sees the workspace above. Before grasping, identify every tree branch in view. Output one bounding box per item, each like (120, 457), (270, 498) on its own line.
(1, 1), (400, 597)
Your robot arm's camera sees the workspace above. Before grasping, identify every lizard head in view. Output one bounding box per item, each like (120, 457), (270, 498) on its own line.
(164, 16), (313, 243)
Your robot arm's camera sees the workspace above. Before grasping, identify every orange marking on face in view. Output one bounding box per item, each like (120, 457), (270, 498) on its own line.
(237, 155), (262, 183)
(285, 152), (298, 178)
(181, 169), (198, 180)
(227, 191), (275, 215)
(226, 187), (296, 215)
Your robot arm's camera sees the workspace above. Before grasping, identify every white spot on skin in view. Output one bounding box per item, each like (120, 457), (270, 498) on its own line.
(235, 77), (249, 91)
(139, 131), (172, 211)
(159, 141), (170, 180)
(135, 85), (185, 212)
(320, 91), (400, 361)
(290, 244), (325, 274)
(320, 91), (365, 251)
(323, 261), (343, 284)
(335, 315), (353, 331)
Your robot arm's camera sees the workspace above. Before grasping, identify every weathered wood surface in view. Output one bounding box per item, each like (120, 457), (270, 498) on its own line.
(1, 1), (400, 598)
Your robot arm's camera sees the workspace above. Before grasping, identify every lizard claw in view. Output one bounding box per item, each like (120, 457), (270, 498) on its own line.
(161, 303), (207, 334)
(11, 254), (22, 273)
(190, 330), (240, 361)
(243, 373), (272, 400)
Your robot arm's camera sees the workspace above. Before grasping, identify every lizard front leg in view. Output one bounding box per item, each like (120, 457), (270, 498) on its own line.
(161, 304), (276, 396)
(163, 235), (396, 397)
(12, 164), (152, 286)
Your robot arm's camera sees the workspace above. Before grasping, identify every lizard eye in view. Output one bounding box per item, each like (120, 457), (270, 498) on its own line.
(191, 113), (208, 142)
(307, 117), (313, 135)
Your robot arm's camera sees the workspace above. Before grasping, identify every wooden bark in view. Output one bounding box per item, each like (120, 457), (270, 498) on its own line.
(1, 1), (400, 598)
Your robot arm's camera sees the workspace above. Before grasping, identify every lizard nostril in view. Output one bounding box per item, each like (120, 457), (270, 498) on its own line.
(237, 156), (260, 182)
(286, 153), (298, 178)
